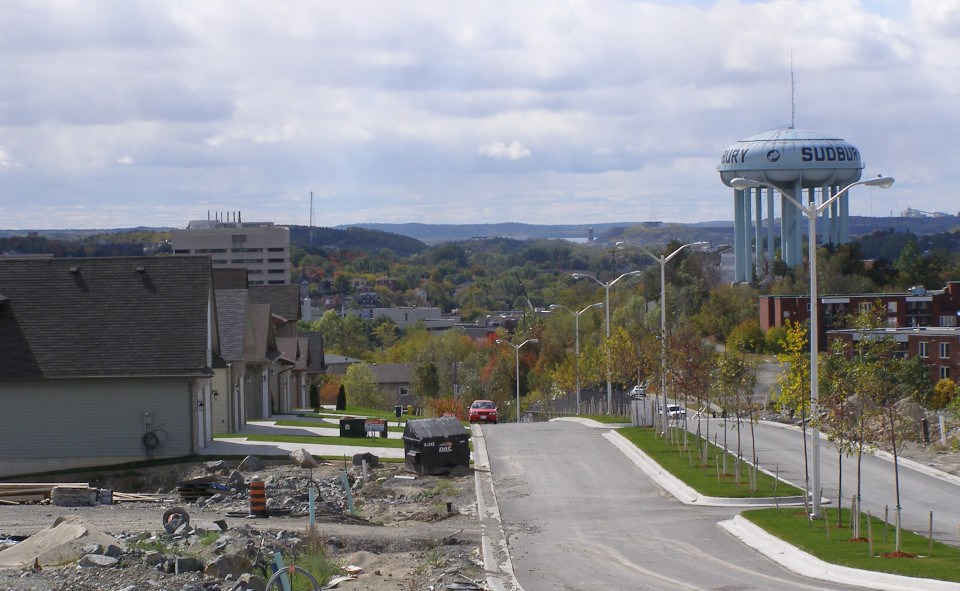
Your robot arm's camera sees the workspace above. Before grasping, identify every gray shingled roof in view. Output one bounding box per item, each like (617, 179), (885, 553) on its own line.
(0, 256), (215, 379)
(249, 285), (300, 321)
(301, 331), (326, 374)
(212, 268), (249, 290)
(215, 289), (249, 362)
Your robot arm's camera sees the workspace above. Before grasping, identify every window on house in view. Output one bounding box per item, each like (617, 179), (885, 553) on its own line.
(940, 366), (950, 380)
(859, 301), (873, 312)
(940, 315), (957, 327)
(940, 342), (949, 359)
(919, 342), (929, 358)
(887, 302), (897, 313)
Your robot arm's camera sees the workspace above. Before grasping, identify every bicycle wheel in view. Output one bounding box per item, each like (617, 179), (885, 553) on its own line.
(265, 564), (321, 591)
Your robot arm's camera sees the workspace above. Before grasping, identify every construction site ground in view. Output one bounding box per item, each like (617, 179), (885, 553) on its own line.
(0, 459), (486, 591)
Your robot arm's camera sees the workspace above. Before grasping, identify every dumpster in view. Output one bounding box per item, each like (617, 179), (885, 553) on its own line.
(402, 417), (470, 475)
(339, 417), (367, 438)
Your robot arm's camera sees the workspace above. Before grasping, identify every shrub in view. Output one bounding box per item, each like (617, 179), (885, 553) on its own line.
(432, 397), (466, 420)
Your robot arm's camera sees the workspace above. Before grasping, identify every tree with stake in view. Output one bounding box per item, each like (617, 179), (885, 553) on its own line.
(775, 321), (812, 505)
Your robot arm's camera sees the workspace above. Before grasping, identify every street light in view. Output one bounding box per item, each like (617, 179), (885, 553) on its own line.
(731, 174), (894, 517)
(572, 270), (643, 412)
(496, 338), (539, 423)
(616, 241), (708, 434)
(548, 302), (603, 415)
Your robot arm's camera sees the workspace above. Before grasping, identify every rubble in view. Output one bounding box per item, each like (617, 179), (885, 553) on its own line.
(0, 460), (484, 590)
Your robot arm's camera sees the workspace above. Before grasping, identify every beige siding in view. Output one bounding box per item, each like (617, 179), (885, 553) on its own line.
(0, 378), (194, 476)
(211, 369), (231, 435)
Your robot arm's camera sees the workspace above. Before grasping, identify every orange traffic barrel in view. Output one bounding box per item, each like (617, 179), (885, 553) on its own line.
(249, 481), (267, 516)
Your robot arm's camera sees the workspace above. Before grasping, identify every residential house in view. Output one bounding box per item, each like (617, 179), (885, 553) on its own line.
(212, 288), (252, 434)
(369, 363), (415, 408)
(0, 256), (219, 477)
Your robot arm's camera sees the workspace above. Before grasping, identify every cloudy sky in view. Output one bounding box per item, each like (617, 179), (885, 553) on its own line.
(0, 0), (958, 230)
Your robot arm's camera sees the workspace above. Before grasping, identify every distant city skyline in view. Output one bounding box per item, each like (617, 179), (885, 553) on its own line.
(1, 1), (956, 230)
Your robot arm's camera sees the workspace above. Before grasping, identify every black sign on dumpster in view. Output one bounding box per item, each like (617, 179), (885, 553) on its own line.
(402, 417), (470, 475)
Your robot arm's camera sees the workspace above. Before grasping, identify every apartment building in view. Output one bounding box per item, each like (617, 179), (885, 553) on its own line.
(171, 217), (290, 285)
(759, 282), (960, 350)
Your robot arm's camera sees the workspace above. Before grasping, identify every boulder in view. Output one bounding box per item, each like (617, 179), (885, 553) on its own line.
(0, 516), (123, 569)
(77, 554), (118, 568)
(238, 455), (263, 471)
(237, 573), (267, 591)
(352, 452), (380, 468)
(289, 448), (321, 469)
(203, 554), (253, 579)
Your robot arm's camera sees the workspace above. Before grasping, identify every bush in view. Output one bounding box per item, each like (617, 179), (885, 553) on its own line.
(432, 397), (466, 420)
(309, 383), (320, 410)
(763, 325), (788, 355)
(336, 384), (347, 411)
(726, 319), (765, 353)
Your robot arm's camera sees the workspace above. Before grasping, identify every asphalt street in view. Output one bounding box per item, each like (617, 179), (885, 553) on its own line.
(483, 420), (877, 591)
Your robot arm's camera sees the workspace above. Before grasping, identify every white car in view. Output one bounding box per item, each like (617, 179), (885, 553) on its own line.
(629, 385), (646, 397)
(666, 404), (686, 420)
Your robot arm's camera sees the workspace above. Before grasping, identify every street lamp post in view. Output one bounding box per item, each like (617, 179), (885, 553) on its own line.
(572, 271), (643, 413)
(731, 175), (894, 517)
(548, 302), (603, 415)
(616, 241), (708, 434)
(496, 338), (539, 423)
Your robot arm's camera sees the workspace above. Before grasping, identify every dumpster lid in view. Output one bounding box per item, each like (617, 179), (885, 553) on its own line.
(403, 417), (468, 439)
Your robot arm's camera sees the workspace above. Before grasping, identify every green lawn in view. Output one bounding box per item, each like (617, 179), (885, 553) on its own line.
(617, 426), (804, 498)
(744, 507), (960, 582)
(275, 419), (405, 433)
(297, 406), (400, 420)
(218, 433), (406, 448)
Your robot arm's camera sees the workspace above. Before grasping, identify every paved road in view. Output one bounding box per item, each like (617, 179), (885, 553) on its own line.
(700, 417), (960, 544)
(484, 420), (871, 591)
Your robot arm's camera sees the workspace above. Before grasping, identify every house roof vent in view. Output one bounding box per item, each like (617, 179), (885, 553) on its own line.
(909, 285), (927, 296)
(69, 266), (80, 274)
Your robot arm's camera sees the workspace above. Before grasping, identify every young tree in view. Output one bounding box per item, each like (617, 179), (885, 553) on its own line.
(775, 321), (811, 500)
(343, 363), (385, 409)
(711, 349), (758, 486)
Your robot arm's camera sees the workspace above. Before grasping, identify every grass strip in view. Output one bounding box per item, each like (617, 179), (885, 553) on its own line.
(743, 507), (960, 581)
(275, 419), (405, 433)
(617, 426), (804, 498)
(216, 433), (406, 448)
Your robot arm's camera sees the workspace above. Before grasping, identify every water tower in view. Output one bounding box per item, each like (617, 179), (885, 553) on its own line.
(717, 127), (864, 282)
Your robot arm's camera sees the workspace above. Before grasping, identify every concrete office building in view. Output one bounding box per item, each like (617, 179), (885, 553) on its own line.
(171, 213), (291, 285)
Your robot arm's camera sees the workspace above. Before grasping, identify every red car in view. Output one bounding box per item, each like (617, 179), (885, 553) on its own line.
(469, 400), (498, 424)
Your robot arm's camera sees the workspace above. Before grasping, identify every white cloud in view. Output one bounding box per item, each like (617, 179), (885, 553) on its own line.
(479, 140), (531, 161)
(0, 1), (957, 229)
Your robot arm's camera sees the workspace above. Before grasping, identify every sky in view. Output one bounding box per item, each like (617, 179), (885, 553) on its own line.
(1, 0), (958, 230)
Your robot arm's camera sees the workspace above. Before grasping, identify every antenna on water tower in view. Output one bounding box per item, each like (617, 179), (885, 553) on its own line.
(790, 52), (796, 129)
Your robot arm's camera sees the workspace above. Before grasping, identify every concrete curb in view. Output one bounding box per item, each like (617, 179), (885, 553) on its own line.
(550, 417), (629, 428)
(720, 515), (960, 591)
(603, 430), (806, 507)
(471, 424), (523, 591)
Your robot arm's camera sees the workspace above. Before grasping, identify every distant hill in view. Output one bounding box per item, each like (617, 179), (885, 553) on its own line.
(338, 216), (960, 245)
(335, 221), (661, 243)
(288, 225), (427, 256)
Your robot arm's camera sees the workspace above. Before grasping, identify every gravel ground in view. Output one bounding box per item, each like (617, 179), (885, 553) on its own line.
(0, 458), (486, 591)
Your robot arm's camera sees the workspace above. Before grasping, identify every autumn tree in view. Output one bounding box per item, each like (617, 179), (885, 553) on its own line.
(775, 320), (811, 497)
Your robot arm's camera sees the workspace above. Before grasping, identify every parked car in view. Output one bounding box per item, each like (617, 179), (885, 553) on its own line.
(666, 404), (686, 420)
(629, 384), (646, 398)
(469, 400), (498, 424)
